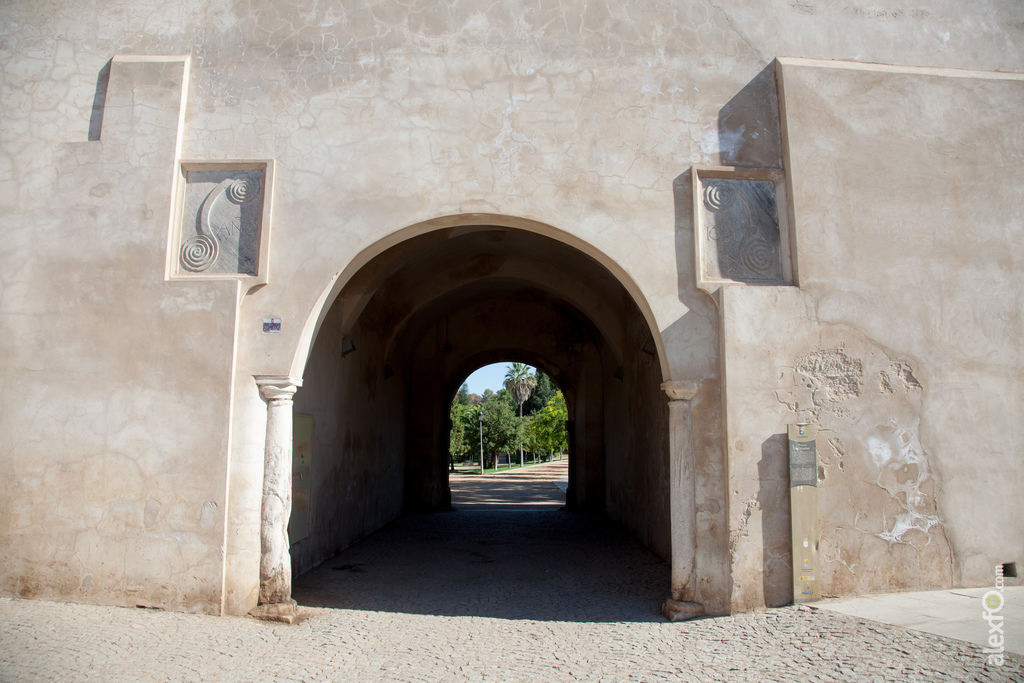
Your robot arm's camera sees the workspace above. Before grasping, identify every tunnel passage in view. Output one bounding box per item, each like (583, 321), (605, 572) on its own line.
(289, 223), (672, 579)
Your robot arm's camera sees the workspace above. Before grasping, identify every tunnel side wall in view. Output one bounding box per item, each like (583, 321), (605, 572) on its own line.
(290, 300), (406, 577)
(404, 294), (608, 513)
(604, 291), (672, 563)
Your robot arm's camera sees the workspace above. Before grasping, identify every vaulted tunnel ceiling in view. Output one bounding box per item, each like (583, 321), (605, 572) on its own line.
(335, 226), (646, 372)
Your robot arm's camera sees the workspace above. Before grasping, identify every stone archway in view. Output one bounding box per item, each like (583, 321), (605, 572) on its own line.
(250, 217), (704, 621)
(442, 350), (572, 501)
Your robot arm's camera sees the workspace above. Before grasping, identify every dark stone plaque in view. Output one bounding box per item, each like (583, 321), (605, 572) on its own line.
(701, 177), (784, 283)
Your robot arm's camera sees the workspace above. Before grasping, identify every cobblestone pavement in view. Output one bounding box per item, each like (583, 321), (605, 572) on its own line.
(2, 478), (1021, 681)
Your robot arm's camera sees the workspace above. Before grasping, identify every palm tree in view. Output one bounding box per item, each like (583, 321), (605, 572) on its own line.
(504, 362), (536, 467)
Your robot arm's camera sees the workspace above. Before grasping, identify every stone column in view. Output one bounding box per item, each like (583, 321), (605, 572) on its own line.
(661, 380), (705, 622)
(251, 375), (302, 623)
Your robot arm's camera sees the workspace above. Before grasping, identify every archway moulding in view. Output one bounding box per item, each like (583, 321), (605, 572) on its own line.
(286, 213), (672, 382)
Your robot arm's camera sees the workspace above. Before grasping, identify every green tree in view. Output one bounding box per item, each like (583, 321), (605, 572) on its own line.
(504, 363), (537, 466)
(449, 400), (473, 469)
(529, 391), (568, 460)
(455, 383), (471, 406)
(466, 397), (517, 469)
(520, 414), (542, 463)
(522, 372), (556, 416)
(493, 387), (516, 411)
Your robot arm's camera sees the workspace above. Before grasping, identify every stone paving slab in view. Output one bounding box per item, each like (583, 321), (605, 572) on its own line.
(2, 507), (1022, 681)
(816, 587), (1024, 656)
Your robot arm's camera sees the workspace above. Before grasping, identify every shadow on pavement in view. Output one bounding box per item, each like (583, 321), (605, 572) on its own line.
(292, 510), (670, 623)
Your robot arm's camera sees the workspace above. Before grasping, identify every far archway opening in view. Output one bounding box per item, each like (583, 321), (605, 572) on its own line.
(288, 222), (673, 611)
(447, 362), (569, 509)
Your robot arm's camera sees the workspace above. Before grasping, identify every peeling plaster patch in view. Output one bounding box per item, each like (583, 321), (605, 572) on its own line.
(867, 435), (893, 467)
(198, 501), (218, 531)
(729, 496), (759, 554)
(878, 371), (894, 394)
(890, 361), (921, 390)
(828, 437), (846, 471)
(89, 182), (111, 198)
(724, 493), (765, 602)
(776, 341), (950, 595)
(879, 361), (920, 395)
(790, 1), (818, 16)
(815, 434), (847, 483)
(796, 348), (863, 416)
(868, 418), (941, 545)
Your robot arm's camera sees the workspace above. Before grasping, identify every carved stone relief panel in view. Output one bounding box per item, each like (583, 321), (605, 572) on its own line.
(692, 166), (792, 292)
(169, 161), (272, 283)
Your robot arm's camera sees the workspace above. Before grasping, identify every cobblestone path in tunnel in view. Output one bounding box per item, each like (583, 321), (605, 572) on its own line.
(1, 462), (1020, 681)
(292, 508), (668, 622)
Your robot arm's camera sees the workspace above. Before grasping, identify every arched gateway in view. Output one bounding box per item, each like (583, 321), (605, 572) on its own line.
(4, 2), (1020, 627)
(242, 215), (706, 623)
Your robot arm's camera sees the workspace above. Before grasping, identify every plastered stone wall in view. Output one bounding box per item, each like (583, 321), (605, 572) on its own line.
(0, 56), (237, 613)
(723, 287), (956, 610)
(722, 60), (1024, 611)
(1, 0), (1022, 614)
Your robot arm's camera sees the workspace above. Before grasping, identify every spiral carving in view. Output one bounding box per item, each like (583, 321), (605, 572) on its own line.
(180, 234), (219, 272)
(703, 183), (734, 211)
(227, 173), (261, 204)
(739, 238), (776, 275)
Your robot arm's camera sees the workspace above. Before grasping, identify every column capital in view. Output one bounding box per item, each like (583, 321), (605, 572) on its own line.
(254, 375), (303, 403)
(661, 380), (699, 402)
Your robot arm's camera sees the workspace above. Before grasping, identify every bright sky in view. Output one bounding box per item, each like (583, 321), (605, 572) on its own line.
(462, 362), (536, 396)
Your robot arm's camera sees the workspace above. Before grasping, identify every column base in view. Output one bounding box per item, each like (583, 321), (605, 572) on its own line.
(249, 599), (300, 624)
(662, 598), (705, 622)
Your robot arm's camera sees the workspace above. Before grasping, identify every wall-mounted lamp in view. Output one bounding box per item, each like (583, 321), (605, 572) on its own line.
(642, 336), (656, 357)
(341, 337), (356, 357)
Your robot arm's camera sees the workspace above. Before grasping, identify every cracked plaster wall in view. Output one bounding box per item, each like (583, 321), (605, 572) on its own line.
(723, 289), (957, 610)
(1, 1), (1022, 613)
(722, 61), (1024, 612)
(0, 56), (236, 613)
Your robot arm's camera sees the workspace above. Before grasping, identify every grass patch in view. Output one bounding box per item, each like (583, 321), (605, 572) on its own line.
(453, 457), (564, 476)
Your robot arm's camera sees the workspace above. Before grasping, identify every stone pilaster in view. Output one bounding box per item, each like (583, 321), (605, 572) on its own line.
(250, 375), (302, 624)
(661, 380), (705, 622)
